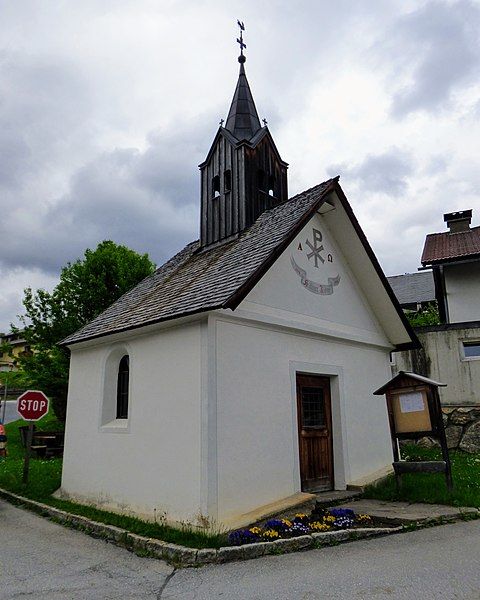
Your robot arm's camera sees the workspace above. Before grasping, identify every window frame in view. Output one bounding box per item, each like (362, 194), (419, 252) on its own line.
(100, 345), (132, 433)
(116, 355), (130, 419)
(224, 169), (232, 193)
(460, 340), (480, 361)
(212, 175), (221, 198)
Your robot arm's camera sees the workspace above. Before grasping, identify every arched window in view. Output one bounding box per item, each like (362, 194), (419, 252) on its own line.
(116, 355), (129, 419)
(224, 169), (232, 192)
(212, 175), (220, 198)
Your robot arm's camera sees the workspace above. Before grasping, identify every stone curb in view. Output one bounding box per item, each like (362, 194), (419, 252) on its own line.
(0, 487), (415, 567)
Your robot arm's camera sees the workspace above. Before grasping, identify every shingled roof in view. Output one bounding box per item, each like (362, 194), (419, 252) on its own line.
(62, 178), (339, 346)
(224, 62), (261, 141)
(421, 226), (480, 265)
(387, 272), (435, 307)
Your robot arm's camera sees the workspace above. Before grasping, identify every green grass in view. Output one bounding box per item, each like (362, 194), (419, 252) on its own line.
(0, 417), (227, 549)
(0, 413), (64, 499)
(364, 445), (480, 508)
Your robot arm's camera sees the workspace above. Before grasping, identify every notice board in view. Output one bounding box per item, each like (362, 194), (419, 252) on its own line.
(391, 389), (432, 433)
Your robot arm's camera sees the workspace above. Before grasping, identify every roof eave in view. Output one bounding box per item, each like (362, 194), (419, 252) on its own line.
(60, 305), (220, 348)
(422, 252), (480, 267)
(332, 182), (420, 351)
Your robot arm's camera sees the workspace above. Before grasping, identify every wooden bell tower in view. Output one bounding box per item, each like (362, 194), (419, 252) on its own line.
(199, 23), (288, 248)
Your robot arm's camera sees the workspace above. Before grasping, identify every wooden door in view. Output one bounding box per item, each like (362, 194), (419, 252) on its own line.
(296, 374), (333, 492)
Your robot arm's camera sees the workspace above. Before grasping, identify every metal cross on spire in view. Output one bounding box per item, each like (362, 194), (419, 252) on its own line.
(236, 20), (246, 63)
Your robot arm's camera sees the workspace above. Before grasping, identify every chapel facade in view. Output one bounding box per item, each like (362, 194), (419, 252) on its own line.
(60, 35), (417, 529)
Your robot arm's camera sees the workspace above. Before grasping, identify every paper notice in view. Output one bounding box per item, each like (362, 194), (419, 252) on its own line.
(399, 391), (425, 413)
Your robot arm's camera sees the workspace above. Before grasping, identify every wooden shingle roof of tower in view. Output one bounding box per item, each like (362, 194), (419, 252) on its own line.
(224, 61), (262, 141)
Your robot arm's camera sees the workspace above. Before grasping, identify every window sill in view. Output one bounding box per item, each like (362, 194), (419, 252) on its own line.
(100, 419), (130, 433)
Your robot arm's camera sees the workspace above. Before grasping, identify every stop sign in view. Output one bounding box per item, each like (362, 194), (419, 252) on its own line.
(17, 390), (50, 421)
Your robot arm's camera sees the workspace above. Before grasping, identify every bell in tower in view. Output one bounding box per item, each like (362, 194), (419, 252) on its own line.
(199, 22), (288, 248)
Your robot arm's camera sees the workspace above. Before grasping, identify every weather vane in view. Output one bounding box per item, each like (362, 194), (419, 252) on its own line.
(237, 20), (246, 63)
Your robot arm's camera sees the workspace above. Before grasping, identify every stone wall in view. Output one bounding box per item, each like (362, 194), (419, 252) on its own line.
(442, 406), (480, 453)
(413, 406), (480, 453)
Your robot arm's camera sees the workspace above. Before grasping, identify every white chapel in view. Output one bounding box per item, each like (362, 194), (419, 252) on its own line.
(60, 40), (418, 529)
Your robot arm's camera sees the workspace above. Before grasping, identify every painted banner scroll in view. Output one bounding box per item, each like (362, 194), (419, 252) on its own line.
(290, 255), (341, 295)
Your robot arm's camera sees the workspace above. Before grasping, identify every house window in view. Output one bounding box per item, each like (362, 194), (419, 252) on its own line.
(212, 175), (220, 198)
(116, 355), (129, 419)
(224, 170), (232, 192)
(462, 341), (480, 360)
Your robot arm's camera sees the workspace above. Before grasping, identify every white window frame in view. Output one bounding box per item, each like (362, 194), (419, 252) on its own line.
(99, 344), (133, 433)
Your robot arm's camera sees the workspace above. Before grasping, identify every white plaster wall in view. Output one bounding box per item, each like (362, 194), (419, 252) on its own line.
(214, 317), (393, 525)
(61, 322), (203, 525)
(245, 213), (385, 339)
(445, 262), (480, 323)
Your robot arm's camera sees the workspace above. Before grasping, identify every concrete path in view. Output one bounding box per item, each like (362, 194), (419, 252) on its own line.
(0, 500), (173, 599)
(337, 498), (479, 524)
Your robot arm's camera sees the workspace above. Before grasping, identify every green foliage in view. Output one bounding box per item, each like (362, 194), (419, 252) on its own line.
(405, 303), (441, 327)
(364, 444), (480, 508)
(17, 241), (155, 420)
(0, 368), (32, 389)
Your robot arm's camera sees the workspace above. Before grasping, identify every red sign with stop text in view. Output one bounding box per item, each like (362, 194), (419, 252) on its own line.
(17, 390), (50, 421)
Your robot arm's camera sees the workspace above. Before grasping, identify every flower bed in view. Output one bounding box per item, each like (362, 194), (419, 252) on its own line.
(228, 508), (373, 546)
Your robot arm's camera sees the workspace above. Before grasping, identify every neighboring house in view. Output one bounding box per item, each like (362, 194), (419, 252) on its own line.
(387, 272), (435, 311)
(59, 53), (417, 529)
(0, 331), (31, 372)
(394, 210), (480, 452)
(421, 209), (480, 325)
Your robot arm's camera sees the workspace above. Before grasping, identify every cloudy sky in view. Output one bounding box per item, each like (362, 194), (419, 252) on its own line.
(1, 0), (479, 331)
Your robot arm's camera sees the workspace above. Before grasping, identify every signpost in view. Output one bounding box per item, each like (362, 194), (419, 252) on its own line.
(374, 371), (453, 491)
(16, 390), (49, 484)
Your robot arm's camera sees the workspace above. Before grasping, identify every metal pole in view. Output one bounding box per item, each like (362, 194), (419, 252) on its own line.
(1, 371), (7, 424)
(22, 422), (34, 484)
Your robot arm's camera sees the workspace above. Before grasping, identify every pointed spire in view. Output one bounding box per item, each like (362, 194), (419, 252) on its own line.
(224, 21), (262, 141)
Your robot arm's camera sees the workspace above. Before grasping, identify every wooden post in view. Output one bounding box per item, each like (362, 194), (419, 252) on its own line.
(22, 422), (34, 484)
(434, 389), (453, 491)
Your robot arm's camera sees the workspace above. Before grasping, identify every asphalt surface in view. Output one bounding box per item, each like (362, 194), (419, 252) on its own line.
(0, 500), (172, 599)
(0, 400), (19, 424)
(1, 499), (480, 599)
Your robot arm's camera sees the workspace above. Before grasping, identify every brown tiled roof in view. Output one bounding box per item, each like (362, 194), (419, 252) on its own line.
(62, 179), (337, 345)
(421, 226), (480, 265)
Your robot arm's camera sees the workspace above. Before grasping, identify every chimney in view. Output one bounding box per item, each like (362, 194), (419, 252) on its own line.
(443, 209), (472, 233)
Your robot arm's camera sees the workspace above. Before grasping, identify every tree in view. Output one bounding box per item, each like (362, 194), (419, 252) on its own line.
(16, 241), (155, 421)
(405, 302), (441, 328)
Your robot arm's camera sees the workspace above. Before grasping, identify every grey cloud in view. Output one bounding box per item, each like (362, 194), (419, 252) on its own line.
(327, 148), (414, 196)
(1, 117), (216, 274)
(374, 1), (480, 118)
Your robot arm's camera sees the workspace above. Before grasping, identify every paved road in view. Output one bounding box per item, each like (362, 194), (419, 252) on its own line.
(1, 500), (479, 599)
(0, 400), (19, 424)
(0, 501), (172, 599)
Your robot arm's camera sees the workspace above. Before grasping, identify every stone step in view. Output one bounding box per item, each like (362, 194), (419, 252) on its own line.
(314, 490), (363, 509)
